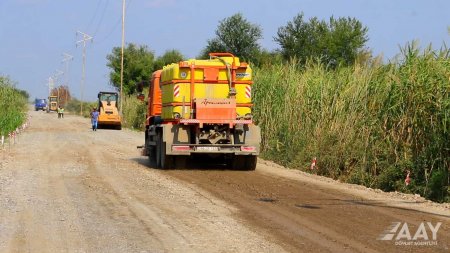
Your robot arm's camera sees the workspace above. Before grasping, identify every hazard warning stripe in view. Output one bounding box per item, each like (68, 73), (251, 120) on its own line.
(245, 86), (251, 98)
(173, 84), (180, 97)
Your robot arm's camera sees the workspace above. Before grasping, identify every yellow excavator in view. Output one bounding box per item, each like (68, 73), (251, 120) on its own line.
(97, 91), (122, 130)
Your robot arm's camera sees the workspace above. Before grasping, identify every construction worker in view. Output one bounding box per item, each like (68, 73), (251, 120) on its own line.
(60, 106), (64, 118)
(91, 108), (99, 131)
(90, 107), (95, 121)
(57, 106), (62, 119)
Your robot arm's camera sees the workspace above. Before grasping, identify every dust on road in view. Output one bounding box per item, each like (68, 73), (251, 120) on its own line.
(0, 111), (284, 253)
(0, 110), (448, 253)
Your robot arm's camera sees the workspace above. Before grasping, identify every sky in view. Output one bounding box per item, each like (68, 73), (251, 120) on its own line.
(0, 0), (449, 101)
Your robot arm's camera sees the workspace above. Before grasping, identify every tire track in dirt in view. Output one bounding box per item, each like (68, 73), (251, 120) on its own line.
(164, 168), (449, 253)
(2, 109), (447, 253)
(3, 126), (88, 252)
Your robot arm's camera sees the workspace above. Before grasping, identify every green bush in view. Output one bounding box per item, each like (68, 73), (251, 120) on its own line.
(66, 99), (97, 118)
(121, 93), (146, 130)
(426, 170), (449, 202)
(0, 76), (27, 135)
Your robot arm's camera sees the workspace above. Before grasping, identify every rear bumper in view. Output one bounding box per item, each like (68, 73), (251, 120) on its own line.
(169, 144), (259, 155)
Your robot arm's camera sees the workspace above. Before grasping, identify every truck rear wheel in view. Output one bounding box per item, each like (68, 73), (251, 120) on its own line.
(156, 131), (173, 169)
(160, 142), (174, 169)
(231, 155), (257, 171)
(245, 156), (257, 171)
(147, 147), (156, 167)
(175, 156), (187, 169)
(145, 130), (157, 167)
(156, 133), (162, 168)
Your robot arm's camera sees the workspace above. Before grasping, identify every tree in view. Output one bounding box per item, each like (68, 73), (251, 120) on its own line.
(199, 38), (228, 59)
(275, 13), (369, 68)
(154, 49), (184, 70)
(16, 88), (29, 100)
(50, 86), (71, 106)
(199, 13), (263, 62)
(252, 49), (283, 67)
(106, 43), (155, 95)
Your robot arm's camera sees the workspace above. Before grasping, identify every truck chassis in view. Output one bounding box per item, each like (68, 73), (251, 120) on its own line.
(143, 121), (260, 170)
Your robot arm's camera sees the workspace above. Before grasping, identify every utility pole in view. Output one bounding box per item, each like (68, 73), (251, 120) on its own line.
(62, 53), (73, 87)
(62, 53), (73, 107)
(53, 69), (64, 84)
(76, 31), (93, 116)
(120, 0), (126, 112)
(53, 70), (64, 105)
(47, 77), (54, 97)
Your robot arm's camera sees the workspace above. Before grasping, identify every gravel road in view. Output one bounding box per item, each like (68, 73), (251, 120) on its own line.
(0, 110), (448, 253)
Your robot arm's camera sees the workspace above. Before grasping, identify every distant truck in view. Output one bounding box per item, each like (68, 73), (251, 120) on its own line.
(47, 95), (58, 112)
(137, 53), (261, 170)
(34, 98), (47, 111)
(97, 91), (122, 130)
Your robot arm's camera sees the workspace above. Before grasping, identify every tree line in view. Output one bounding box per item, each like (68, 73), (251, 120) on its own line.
(107, 12), (370, 94)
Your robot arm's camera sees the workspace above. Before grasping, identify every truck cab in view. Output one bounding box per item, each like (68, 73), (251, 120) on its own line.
(34, 98), (47, 111)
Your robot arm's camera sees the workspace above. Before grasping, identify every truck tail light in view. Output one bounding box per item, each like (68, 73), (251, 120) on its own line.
(241, 146), (256, 152)
(172, 145), (190, 152)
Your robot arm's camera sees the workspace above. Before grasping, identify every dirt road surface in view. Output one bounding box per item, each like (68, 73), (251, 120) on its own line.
(0, 110), (448, 253)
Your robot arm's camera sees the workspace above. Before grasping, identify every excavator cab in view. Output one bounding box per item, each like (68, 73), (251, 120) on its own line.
(97, 91), (122, 130)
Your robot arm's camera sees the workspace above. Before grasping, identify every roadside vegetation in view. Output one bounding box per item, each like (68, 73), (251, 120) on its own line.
(0, 76), (28, 135)
(66, 99), (97, 118)
(253, 44), (450, 202)
(121, 93), (146, 130)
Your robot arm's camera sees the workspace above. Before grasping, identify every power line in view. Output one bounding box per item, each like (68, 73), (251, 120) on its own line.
(95, 0), (133, 44)
(93, 0), (110, 38)
(62, 53), (74, 87)
(53, 69), (64, 85)
(84, 0), (103, 33)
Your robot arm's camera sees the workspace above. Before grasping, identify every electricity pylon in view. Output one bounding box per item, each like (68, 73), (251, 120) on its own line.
(62, 53), (74, 87)
(76, 31), (93, 116)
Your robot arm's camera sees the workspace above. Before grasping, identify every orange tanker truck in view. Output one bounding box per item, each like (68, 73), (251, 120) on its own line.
(137, 53), (261, 170)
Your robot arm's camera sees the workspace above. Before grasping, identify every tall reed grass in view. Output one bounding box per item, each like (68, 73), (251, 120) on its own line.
(253, 44), (450, 202)
(0, 76), (27, 136)
(121, 93), (147, 130)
